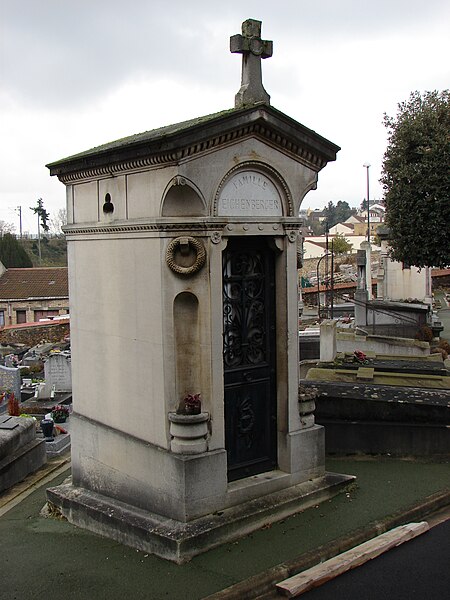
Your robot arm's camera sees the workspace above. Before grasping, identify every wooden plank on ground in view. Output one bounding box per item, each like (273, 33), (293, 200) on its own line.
(276, 522), (429, 598)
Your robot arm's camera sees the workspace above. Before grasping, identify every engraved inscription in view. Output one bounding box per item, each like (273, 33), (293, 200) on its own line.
(44, 354), (72, 392)
(218, 171), (282, 217)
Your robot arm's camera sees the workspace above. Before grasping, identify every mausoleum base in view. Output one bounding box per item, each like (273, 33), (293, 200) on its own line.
(46, 470), (354, 563)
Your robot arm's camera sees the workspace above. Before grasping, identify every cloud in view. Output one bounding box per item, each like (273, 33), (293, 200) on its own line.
(2, 0), (448, 109)
(0, 0), (449, 231)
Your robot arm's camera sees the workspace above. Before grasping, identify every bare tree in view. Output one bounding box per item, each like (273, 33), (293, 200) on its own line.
(0, 220), (16, 236)
(49, 208), (67, 236)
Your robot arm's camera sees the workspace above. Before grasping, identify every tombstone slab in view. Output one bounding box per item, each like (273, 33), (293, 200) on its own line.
(41, 353), (71, 398)
(0, 417), (47, 493)
(0, 365), (22, 410)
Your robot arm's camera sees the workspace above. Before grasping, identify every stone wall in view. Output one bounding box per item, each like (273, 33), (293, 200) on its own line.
(0, 299), (69, 327)
(336, 331), (430, 357)
(0, 322), (69, 346)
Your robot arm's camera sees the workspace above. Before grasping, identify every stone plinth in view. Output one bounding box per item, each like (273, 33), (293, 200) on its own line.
(320, 320), (337, 362)
(46, 471), (354, 564)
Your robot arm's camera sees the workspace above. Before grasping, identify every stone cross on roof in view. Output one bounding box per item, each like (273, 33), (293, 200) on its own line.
(230, 19), (273, 108)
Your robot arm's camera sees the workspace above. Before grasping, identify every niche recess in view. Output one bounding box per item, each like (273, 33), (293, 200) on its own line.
(161, 177), (207, 217)
(173, 292), (201, 402)
(103, 193), (114, 214)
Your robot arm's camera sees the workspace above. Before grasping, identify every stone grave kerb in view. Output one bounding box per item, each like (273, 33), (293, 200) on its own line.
(45, 19), (349, 562)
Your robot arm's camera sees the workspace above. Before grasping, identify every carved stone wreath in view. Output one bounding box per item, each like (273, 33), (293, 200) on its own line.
(166, 236), (206, 276)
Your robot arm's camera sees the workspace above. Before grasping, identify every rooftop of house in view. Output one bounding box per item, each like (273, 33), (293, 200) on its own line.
(304, 239), (328, 249)
(329, 222), (354, 232)
(0, 267), (68, 300)
(345, 215), (366, 224)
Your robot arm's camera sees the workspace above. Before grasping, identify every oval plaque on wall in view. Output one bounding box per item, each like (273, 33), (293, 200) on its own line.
(217, 170), (283, 217)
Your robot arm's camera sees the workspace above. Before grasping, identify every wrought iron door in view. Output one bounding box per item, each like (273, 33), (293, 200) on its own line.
(223, 237), (277, 481)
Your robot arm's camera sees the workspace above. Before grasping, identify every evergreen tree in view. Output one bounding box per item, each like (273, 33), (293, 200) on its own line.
(30, 198), (50, 232)
(381, 90), (450, 268)
(0, 233), (33, 267)
(322, 201), (355, 228)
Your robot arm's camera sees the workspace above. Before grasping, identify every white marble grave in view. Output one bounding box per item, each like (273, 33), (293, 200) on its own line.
(42, 353), (71, 397)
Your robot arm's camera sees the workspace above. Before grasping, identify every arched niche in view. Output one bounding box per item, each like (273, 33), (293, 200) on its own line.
(173, 292), (200, 403)
(161, 176), (207, 217)
(213, 162), (293, 217)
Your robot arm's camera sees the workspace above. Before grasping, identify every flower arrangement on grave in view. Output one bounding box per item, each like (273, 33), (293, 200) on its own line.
(51, 404), (70, 423)
(6, 392), (20, 416)
(177, 393), (202, 415)
(353, 350), (369, 364)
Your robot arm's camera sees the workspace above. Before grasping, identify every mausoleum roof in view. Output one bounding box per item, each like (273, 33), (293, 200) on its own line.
(47, 104), (340, 182)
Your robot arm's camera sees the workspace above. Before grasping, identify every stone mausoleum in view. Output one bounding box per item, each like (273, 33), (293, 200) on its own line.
(46, 19), (352, 562)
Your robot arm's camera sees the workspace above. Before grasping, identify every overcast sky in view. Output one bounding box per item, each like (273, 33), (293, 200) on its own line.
(1, 0), (449, 234)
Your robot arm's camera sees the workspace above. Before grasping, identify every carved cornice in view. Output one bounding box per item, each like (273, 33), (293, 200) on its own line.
(58, 124), (326, 184)
(62, 221), (228, 236)
(63, 218), (303, 238)
(58, 153), (181, 183)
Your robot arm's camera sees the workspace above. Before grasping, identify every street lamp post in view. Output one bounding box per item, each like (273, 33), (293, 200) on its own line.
(363, 163), (370, 243)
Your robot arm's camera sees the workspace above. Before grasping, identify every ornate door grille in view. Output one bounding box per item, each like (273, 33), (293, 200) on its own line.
(223, 237), (277, 481)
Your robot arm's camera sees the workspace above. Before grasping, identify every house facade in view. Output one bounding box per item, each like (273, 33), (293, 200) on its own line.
(0, 262), (69, 327)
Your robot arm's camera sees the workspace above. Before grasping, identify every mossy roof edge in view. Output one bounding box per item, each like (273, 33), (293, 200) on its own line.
(46, 107), (240, 167)
(46, 103), (340, 173)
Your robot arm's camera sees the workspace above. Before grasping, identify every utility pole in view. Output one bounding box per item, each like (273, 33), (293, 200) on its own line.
(363, 163), (371, 243)
(330, 239), (334, 319)
(14, 206), (23, 238)
(325, 220), (329, 318)
(37, 211), (41, 263)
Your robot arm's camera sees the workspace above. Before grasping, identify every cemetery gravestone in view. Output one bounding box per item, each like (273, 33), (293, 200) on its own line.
(22, 350), (42, 368)
(4, 354), (18, 368)
(0, 365), (21, 408)
(42, 353), (71, 397)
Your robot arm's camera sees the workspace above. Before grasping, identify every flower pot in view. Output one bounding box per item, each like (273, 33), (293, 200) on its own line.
(183, 405), (201, 415)
(53, 415), (67, 424)
(40, 418), (54, 440)
(168, 412), (209, 454)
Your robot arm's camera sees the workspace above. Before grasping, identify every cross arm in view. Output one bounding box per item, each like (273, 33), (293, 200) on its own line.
(230, 34), (273, 59)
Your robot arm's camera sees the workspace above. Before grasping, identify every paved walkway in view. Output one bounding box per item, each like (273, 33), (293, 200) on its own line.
(2, 455), (449, 599)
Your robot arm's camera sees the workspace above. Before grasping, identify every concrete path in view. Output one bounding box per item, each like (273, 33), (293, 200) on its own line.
(2, 456), (449, 600)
